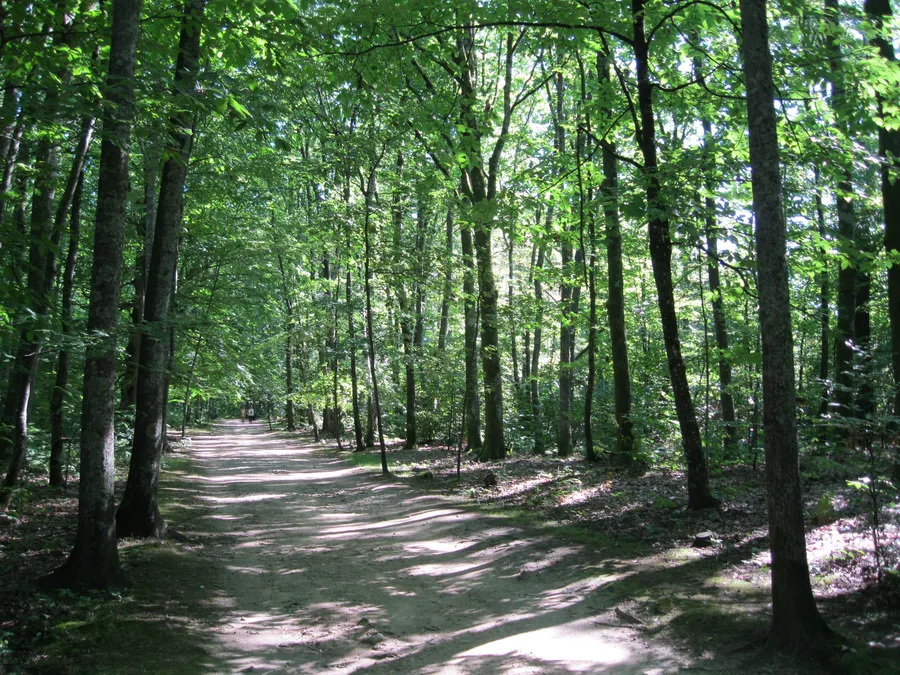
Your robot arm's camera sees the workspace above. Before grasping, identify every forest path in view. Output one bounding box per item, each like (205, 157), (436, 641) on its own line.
(164, 421), (691, 674)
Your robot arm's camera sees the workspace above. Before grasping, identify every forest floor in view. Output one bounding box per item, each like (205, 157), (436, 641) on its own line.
(1, 421), (898, 674)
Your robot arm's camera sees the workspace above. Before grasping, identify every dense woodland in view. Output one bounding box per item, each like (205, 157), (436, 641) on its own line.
(0, 0), (898, 666)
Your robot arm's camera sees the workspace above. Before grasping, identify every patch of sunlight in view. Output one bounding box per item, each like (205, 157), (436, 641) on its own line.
(370, 484), (402, 492)
(406, 560), (486, 577)
(207, 514), (249, 521)
(657, 547), (702, 563)
(452, 617), (631, 670)
(539, 573), (623, 610)
(316, 512), (361, 520)
(234, 540), (274, 549)
(468, 537), (533, 561)
(200, 493), (289, 504)
(404, 538), (478, 555)
(194, 468), (360, 484)
(517, 545), (581, 573)
(225, 565), (269, 574)
(559, 488), (600, 506)
(442, 567), (495, 594)
(460, 611), (537, 636)
(318, 508), (466, 536)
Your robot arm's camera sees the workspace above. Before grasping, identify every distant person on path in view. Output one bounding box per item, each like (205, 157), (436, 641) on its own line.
(248, 406), (256, 423)
(240, 405), (247, 423)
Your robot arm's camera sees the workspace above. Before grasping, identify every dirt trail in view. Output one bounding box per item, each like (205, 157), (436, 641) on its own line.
(165, 421), (690, 674)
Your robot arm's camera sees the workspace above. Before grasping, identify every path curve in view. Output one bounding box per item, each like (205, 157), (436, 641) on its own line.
(165, 421), (688, 674)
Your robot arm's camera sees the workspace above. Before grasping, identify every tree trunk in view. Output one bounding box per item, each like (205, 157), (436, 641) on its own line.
(577, 117), (598, 462)
(346, 267), (364, 450)
(854, 270), (874, 418)
(44, 0), (142, 589)
(120, 149), (159, 410)
(461, 223), (482, 451)
(531, 242), (546, 454)
(181, 265), (219, 436)
(558, 234), (574, 458)
(552, 71), (573, 459)
(117, 0), (206, 539)
(363, 165), (388, 472)
(0, 84), (19, 178)
(740, 0), (838, 655)
(365, 393), (375, 448)
(457, 28), (508, 461)
(698, 118), (738, 453)
(413, 194), (427, 437)
(631, 0), (715, 508)
(437, 207), (454, 352)
(49, 168), (87, 487)
(814, 174), (830, 417)
(1, 120), (61, 490)
(865, 0), (900, 417)
(274, 244), (296, 432)
(392, 154), (417, 449)
(824, 0), (858, 419)
(599, 113), (635, 463)
(0, 85), (22, 227)
(508, 230), (519, 388)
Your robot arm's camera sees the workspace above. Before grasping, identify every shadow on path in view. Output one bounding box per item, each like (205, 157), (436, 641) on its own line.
(156, 421), (707, 674)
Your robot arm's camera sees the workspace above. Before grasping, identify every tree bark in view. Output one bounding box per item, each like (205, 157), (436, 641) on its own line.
(49, 168), (89, 486)
(531, 241), (546, 454)
(181, 264), (219, 436)
(698, 119), (738, 453)
(121, 149), (159, 410)
(599, 106), (635, 463)
(740, 0), (838, 655)
(45, 0), (142, 589)
(864, 0), (900, 416)
(577, 114), (598, 462)
(1, 116), (62, 490)
(553, 71), (574, 459)
(824, 0), (858, 419)
(117, 0), (206, 539)
(363, 164), (388, 472)
(461, 222), (482, 450)
(392, 153), (418, 449)
(346, 266), (363, 450)
(631, 0), (715, 508)
(814, 174), (830, 417)
(437, 207), (454, 353)
(457, 27), (508, 460)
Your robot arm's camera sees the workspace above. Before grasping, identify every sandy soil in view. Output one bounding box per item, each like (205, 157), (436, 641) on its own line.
(164, 421), (693, 674)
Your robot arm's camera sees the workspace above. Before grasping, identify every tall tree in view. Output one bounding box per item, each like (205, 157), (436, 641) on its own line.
(864, 0), (900, 417)
(117, 0), (207, 538)
(740, 0), (838, 655)
(630, 0), (717, 508)
(823, 0), (859, 419)
(455, 27), (512, 460)
(44, 0), (142, 589)
(596, 47), (635, 464)
(1, 9), (90, 491)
